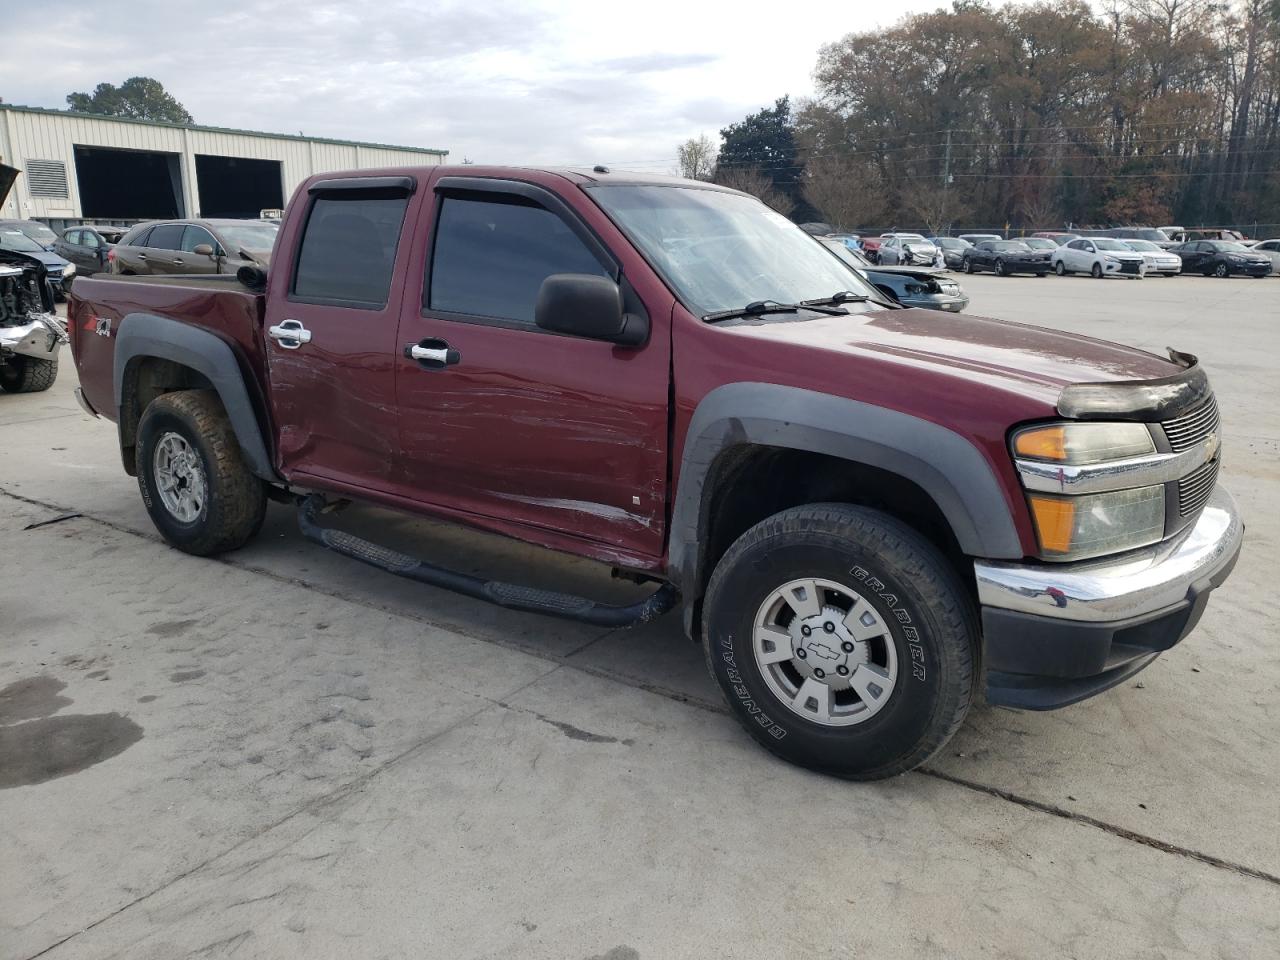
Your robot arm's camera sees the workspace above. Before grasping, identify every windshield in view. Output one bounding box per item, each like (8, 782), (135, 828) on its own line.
(1124, 240), (1160, 251)
(992, 241), (1031, 252)
(1024, 238), (1057, 249)
(589, 185), (880, 315)
(215, 222), (279, 251)
(1133, 229), (1169, 242)
(934, 238), (966, 249)
(1093, 239), (1131, 252)
(0, 229), (46, 252)
(17, 222), (58, 245)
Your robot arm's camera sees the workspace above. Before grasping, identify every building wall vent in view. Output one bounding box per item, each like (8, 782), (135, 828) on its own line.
(25, 159), (70, 198)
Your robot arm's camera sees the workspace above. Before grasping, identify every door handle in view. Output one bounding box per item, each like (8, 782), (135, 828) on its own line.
(268, 319), (312, 349)
(138, 253), (148, 260)
(173, 258), (184, 265)
(404, 338), (460, 369)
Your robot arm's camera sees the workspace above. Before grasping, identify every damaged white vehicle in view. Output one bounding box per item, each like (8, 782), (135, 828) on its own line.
(1, 164), (66, 393)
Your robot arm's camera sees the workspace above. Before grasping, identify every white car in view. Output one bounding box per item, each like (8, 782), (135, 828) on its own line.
(878, 233), (942, 267)
(1053, 237), (1147, 278)
(1250, 239), (1280, 272)
(1119, 239), (1182, 275)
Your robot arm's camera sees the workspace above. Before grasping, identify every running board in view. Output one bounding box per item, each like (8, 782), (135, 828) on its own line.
(297, 495), (678, 628)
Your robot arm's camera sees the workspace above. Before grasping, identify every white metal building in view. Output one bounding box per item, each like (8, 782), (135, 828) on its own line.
(0, 104), (447, 227)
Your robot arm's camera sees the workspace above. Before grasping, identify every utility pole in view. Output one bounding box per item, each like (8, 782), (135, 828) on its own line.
(942, 129), (953, 233)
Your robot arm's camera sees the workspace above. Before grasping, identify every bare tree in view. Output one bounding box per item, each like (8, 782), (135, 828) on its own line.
(903, 182), (971, 235)
(802, 155), (887, 229)
(714, 166), (797, 218)
(676, 134), (717, 181)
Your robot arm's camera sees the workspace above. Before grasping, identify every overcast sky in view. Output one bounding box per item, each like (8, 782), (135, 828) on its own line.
(4, 0), (976, 170)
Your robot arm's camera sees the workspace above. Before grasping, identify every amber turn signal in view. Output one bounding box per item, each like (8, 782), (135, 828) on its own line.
(1014, 426), (1069, 461)
(1027, 495), (1076, 554)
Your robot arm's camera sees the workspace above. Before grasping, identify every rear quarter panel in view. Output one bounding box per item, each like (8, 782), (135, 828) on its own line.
(68, 275), (268, 422)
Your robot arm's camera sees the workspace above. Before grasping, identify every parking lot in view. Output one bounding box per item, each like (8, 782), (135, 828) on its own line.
(2, 273), (1277, 959)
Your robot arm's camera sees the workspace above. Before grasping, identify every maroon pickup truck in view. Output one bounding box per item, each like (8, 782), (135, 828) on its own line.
(68, 167), (1242, 779)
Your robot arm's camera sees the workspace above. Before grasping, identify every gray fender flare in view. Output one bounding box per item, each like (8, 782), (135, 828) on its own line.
(668, 382), (1024, 603)
(113, 312), (277, 480)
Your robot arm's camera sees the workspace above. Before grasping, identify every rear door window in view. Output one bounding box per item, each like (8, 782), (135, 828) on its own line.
(146, 224), (185, 250)
(292, 195), (409, 308)
(64, 229), (82, 246)
(428, 195), (610, 325)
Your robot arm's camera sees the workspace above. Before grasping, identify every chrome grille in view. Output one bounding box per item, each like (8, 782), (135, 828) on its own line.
(1178, 459), (1219, 517)
(1163, 397), (1219, 452)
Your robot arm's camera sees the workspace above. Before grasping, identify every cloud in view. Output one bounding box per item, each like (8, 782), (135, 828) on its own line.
(1, 0), (985, 169)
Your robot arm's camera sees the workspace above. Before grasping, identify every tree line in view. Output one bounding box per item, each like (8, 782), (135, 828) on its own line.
(681, 0), (1280, 232)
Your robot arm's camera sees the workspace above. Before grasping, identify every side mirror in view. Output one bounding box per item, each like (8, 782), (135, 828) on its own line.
(535, 274), (647, 346)
(193, 243), (215, 257)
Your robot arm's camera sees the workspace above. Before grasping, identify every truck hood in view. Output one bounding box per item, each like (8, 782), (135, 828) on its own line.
(721, 307), (1181, 410)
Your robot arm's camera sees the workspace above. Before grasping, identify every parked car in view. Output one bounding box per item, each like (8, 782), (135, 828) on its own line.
(1159, 226), (1186, 244)
(1119, 240), (1182, 275)
(825, 233), (863, 252)
(1108, 227), (1177, 249)
(860, 235), (885, 262)
(961, 239), (1051, 276)
(1052, 237), (1146, 278)
(1249, 238), (1280, 272)
(927, 236), (971, 269)
(0, 226), (75, 299)
(1173, 239), (1273, 277)
(1, 164), (65, 392)
(1030, 231), (1079, 244)
(68, 165), (1241, 780)
(54, 225), (128, 277)
(110, 218), (279, 276)
(957, 233), (1002, 245)
(0, 217), (59, 251)
(878, 233), (942, 267)
(1185, 228), (1247, 243)
(819, 238), (969, 311)
(1022, 238), (1060, 252)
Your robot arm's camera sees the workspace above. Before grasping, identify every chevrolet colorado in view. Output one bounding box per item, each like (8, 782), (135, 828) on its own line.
(67, 167), (1243, 779)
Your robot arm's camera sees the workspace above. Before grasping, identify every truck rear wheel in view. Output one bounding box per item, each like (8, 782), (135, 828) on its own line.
(136, 390), (266, 556)
(702, 503), (976, 780)
(0, 356), (58, 393)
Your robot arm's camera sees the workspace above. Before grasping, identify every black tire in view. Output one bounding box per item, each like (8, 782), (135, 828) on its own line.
(1213, 262), (1229, 278)
(1054, 260), (1067, 276)
(702, 503), (977, 780)
(136, 389), (266, 556)
(961, 257), (973, 274)
(0, 355), (58, 393)
(1091, 262), (1103, 278)
(994, 258), (1007, 276)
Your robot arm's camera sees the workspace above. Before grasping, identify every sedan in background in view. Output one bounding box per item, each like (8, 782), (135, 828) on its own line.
(819, 238), (969, 311)
(961, 239), (1051, 276)
(0, 217), (59, 251)
(1249, 239), (1280, 272)
(53, 224), (128, 277)
(1119, 239), (1182, 275)
(1022, 237), (1060, 253)
(1173, 240), (1272, 277)
(878, 233), (942, 267)
(957, 233), (1002, 246)
(1109, 226), (1177, 249)
(1030, 231), (1080, 244)
(0, 226), (75, 298)
(110, 218), (279, 276)
(1053, 237), (1146, 278)
(927, 236), (970, 269)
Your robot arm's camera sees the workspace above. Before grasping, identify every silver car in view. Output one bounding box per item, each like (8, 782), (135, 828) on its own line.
(1120, 239), (1182, 276)
(1251, 239), (1280, 273)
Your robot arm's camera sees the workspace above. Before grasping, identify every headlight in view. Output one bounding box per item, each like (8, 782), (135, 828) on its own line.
(1104, 255), (1119, 263)
(1013, 422), (1165, 560)
(1013, 422), (1155, 464)
(62, 263), (76, 277)
(1026, 487), (1165, 559)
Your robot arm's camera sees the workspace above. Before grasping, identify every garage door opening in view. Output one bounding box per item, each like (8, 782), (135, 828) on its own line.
(195, 155), (283, 219)
(73, 146), (183, 220)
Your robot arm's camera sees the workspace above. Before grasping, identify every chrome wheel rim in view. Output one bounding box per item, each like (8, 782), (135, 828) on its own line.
(153, 432), (206, 523)
(753, 577), (898, 727)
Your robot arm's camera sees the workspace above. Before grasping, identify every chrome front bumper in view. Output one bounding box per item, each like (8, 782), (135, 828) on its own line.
(975, 486), (1242, 623)
(0, 314), (68, 361)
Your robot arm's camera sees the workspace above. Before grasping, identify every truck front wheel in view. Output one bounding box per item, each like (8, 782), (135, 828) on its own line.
(702, 504), (976, 780)
(136, 390), (267, 556)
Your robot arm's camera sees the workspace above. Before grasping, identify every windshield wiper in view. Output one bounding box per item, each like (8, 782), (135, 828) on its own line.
(801, 291), (871, 307)
(702, 299), (850, 323)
